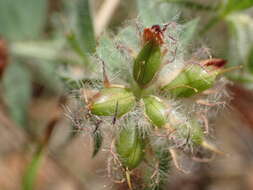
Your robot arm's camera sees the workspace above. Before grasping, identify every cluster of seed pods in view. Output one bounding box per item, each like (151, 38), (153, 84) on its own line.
(74, 22), (231, 189)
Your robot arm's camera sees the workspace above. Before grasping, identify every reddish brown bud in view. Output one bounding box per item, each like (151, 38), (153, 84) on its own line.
(143, 25), (165, 46)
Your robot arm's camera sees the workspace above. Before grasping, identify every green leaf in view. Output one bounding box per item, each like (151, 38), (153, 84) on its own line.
(10, 40), (64, 62)
(26, 61), (63, 95)
(0, 0), (47, 41)
(2, 62), (32, 128)
(97, 35), (128, 73)
(66, 32), (90, 65)
(92, 128), (103, 157)
(162, 0), (217, 11)
(199, 0), (253, 35)
(90, 87), (136, 117)
(137, 0), (179, 27)
(96, 35), (132, 83)
(143, 95), (167, 128)
(61, 77), (101, 90)
(222, 0), (253, 14)
(133, 41), (162, 87)
(10, 41), (63, 94)
(226, 13), (253, 66)
(200, 15), (222, 36)
(116, 25), (140, 51)
(179, 19), (199, 48)
(76, 0), (96, 53)
(22, 147), (44, 190)
(116, 126), (145, 169)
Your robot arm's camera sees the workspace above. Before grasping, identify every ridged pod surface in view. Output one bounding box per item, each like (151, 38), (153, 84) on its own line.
(116, 126), (145, 169)
(161, 64), (217, 98)
(133, 40), (162, 87)
(90, 87), (135, 117)
(143, 95), (167, 128)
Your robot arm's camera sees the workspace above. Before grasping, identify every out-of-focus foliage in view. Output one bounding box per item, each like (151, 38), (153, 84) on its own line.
(164, 0), (253, 88)
(64, 0), (96, 67)
(226, 14), (253, 66)
(179, 18), (199, 48)
(2, 62), (31, 128)
(76, 0), (96, 53)
(22, 148), (44, 190)
(0, 0), (47, 41)
(137, 0), (179, 26)
(221, 0), (253, 14)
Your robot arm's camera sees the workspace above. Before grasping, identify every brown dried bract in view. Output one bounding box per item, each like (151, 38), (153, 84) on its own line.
(201, 58), (227, 68)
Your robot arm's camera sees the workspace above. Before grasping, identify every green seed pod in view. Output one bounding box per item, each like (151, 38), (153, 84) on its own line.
(90, 87), (135, 117)
(116, 126), (145, 170)
(190, 120), (204, 146)
(161, 64), (218, 98)
(133, 41), (162, 87)
(143, 95), (167, 128)
(174, 120), (204, 147)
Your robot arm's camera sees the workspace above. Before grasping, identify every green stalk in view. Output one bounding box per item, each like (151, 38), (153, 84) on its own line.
(22, 118), (58, 190)
(22, 145), (45, 190)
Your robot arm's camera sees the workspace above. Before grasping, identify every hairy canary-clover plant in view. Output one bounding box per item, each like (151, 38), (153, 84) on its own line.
(66, 19), (232, 190)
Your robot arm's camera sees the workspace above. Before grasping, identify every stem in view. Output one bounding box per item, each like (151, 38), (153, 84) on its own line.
(218, 65), (243, 75)
(201, 141), (224, 155)
(22, 145), (45, 190)
(132, 82), (144, 100)
(126, 169), (133, 190)
(10, 41), (81, 64)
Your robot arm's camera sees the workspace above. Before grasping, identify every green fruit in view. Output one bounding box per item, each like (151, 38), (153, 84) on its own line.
(90, 87), (135, 117)
(116, 126), (145, 169)
(190, 120), (204, 146)
(133, 40), (162, 87)
(161, 64), (217, 98)
(143, 95), (167, 128)
(180, 120), (204, 146)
